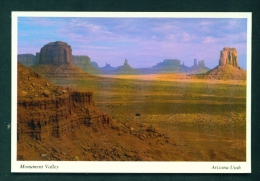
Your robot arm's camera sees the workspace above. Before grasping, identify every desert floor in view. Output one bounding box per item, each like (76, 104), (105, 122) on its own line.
(18, 73), (247, 161)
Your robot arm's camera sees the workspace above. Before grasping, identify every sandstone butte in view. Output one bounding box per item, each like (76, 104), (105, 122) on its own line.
(39, 41), (72, 65)
(194, 47), (246, 80)
(32, 41), (92, 78)
(219, 47), (238, 67)
(72, 55), (100, 74)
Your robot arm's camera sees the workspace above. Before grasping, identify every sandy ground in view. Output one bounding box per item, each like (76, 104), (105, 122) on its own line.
(96, 73), (246, 85)
(18, 73), (247, 161)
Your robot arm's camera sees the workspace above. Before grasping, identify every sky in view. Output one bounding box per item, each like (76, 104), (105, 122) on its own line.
(18, 17), (248, 69)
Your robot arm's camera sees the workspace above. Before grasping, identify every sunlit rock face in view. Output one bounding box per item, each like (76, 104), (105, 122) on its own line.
(219, 47), (238, 67)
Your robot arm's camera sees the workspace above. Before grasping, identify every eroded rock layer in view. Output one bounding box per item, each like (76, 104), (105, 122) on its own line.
(17, 63), (110, 142)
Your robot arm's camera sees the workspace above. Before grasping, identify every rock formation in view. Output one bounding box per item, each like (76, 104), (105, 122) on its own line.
(135, 58), (210, 74)
(124, 59), (128, 66)
(188, 58), (209, 74)
(98, 63), (116, 74)
(153, 59), (181, 68)
(193, 59), (197, 67)
(102, 63), (116, 70)
(32, 42), (92, 79)
(114, 59), (137, 74)
(91, 61), (99, 69)
(36, 52), (40, 64)
(18, 54), (36, 67)
(72, 55), (100, 74)
(17, 63), (110, 141)
(39, 41), (72, 65)
(198, 60), (205, 67)
(150, 59), (188, 73)
(72, 55), (91, 67)
(194, 47), (246, 80)
(219, 47), (238, 67)
(188, 59), (210, 74)
(18, 40), (213, 75)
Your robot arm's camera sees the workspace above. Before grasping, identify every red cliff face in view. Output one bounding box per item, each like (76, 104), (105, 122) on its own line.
(17, 91), (111, 141)
(70, 91), (94, 108)
(17, 63), (111, 142)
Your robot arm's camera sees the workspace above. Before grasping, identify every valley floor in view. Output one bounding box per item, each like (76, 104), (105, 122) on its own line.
(18, 74), (247, 161)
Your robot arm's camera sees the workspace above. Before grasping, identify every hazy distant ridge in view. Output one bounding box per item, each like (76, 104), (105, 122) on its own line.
(18, 54), (210, 75)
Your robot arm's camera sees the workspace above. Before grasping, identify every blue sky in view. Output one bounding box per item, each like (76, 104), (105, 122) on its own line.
(18, 17), (247, 69)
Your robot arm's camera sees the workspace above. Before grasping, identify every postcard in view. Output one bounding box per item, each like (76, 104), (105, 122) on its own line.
(11, 12), (251, 173)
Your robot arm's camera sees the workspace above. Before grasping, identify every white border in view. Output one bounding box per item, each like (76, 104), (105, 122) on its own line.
(11, 12), (252, 173)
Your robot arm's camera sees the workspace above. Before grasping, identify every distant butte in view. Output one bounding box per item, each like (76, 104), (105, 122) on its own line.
(18, 42), (243, 77)
(72, 55), (100, 74)
(39, 41), (72, 65)
(32, 41), (91, 78)
(195, 47), (246, 80)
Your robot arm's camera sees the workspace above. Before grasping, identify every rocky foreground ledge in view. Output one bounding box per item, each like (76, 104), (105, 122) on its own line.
(17, 63), (111, 141)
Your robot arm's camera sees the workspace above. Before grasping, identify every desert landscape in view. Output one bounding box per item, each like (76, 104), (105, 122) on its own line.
(16, 41), (247, 161)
